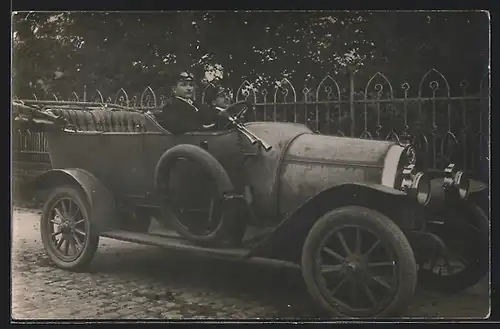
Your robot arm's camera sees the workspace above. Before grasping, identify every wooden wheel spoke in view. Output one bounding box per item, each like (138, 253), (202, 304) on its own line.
(321, 264), (343, 274)
(61, 200), (69, 217)
(323, 247), (346, 262)
(73, 234), (84, 249)
(329, 278), (347, 297)
(363, 285), (377, 307)
(355, 228), (362, 254)
(67, 200), (74, 218)
(56, 236), (65, 249)
(70, 208), (82, 222)
(63, 239), (70, 256)
(367, 261), (395, 268)
(363, 240), (380, 258)
(54, 208), (64, 220)
(371, 275), (392, 289)
(337, 232), (353, 257)
(51, 229), (62, 237)
(74, 228), (87, 237)
(74, 218), (85, 225)
(68, 238), (78, 255)
(67, 238), (75, 254)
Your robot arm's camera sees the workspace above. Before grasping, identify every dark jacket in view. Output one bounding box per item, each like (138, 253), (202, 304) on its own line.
(160, 96), (221, 135)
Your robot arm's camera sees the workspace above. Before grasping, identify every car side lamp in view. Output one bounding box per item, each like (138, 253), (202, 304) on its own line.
(401, 164), (431, 206)
(443, 163), (470, 200)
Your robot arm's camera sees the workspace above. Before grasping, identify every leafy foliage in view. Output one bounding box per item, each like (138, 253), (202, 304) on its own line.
(12, 11), (489, 100)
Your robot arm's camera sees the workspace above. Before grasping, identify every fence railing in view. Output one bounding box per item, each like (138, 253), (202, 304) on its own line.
(13, 68), (490, 180)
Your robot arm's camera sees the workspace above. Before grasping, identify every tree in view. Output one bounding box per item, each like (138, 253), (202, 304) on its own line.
(12, 11), (489, 101)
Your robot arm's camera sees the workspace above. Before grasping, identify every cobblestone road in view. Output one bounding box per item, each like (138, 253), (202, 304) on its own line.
(11, 207), (490, 320)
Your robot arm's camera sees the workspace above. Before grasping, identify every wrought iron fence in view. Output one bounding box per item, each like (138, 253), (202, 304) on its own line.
(12, 68), (490, 180)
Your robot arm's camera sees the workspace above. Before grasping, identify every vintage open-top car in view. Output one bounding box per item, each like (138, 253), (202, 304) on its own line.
(13, 99), (489, 318)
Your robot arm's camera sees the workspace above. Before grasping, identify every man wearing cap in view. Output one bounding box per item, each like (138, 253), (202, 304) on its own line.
(159, 71), (220, 135)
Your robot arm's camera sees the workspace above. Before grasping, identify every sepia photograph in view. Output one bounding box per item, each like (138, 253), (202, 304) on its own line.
(11, 10), (490, 321)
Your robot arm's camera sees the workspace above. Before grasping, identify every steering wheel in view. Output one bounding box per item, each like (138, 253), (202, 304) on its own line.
(216, 99), (253, 128)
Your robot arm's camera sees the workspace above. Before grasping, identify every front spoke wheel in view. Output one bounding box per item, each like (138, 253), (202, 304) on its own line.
(317, 225), (397, 314)
(301, 206), (417, 318)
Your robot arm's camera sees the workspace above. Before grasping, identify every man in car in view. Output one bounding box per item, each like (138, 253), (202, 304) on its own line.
(160, 71), (221, 135)
(157, 72), (252, 239)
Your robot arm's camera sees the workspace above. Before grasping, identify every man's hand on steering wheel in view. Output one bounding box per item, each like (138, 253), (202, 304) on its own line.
(215, 98), (254, 128)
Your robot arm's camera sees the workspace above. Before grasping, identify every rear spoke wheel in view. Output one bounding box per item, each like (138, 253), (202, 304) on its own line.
(40, 186), (99, 271)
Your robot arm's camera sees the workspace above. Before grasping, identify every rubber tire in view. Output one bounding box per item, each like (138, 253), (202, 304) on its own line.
(155, 144), (236, 246)
(301, 206), (417, 319)
(418, 202), (489, 293)
(167, 196), (245, 247)
(40, 185), (99, 272)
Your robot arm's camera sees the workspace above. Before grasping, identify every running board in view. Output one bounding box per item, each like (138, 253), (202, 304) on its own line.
(100, 230), (250, 260)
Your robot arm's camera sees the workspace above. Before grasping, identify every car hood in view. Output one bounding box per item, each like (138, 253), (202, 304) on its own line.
(284, 133), (396, 167)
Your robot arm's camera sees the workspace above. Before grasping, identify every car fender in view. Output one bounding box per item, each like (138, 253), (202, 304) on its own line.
(33, 168), (117, 233)
(246, 182), (422, 262)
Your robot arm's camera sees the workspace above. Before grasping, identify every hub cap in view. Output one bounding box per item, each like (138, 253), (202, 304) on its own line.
(47, 198), (88, 262)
